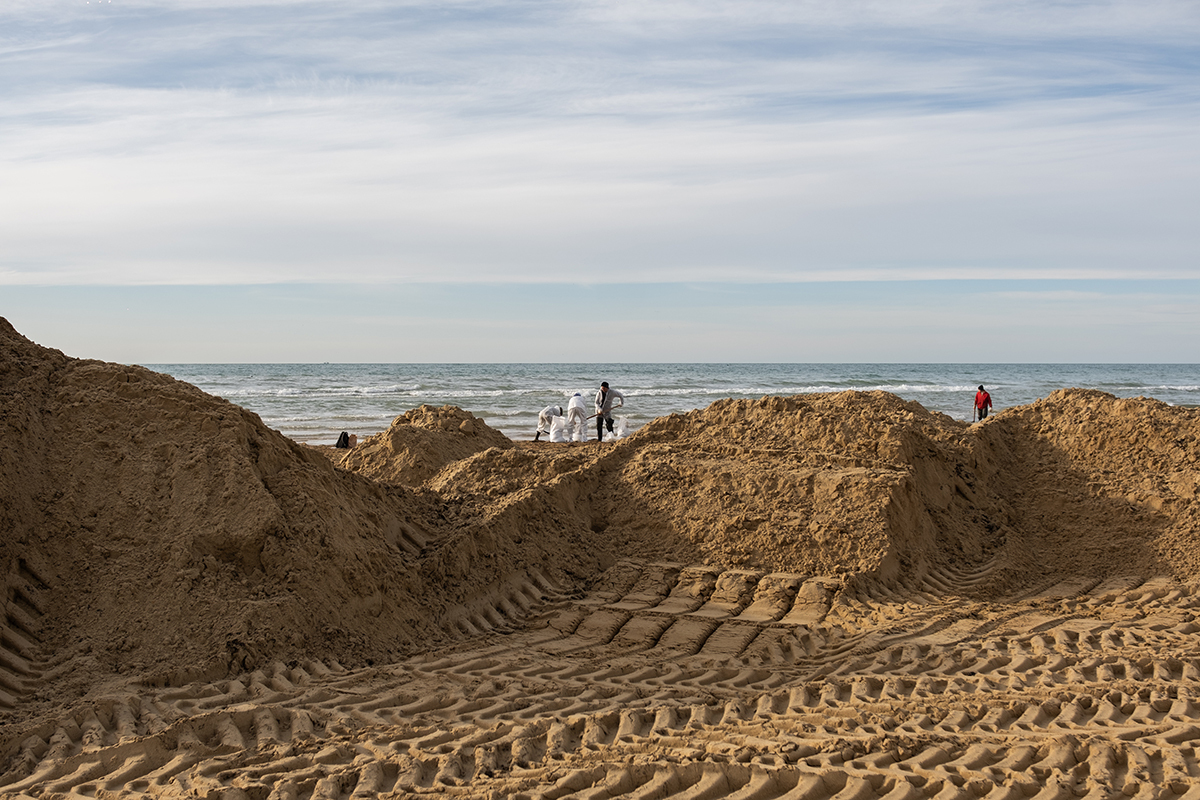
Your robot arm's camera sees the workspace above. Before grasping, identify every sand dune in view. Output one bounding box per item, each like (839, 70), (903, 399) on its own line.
(3, 317), (1200, 798)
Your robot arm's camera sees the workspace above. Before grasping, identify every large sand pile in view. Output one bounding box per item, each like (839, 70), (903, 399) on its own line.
(1, 320), (436, 686)
(3, 317), (1200, 798)
(977, 388), (1200, 578)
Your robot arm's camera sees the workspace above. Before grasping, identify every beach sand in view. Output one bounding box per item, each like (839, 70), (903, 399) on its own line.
(4, 315), (1200, 798)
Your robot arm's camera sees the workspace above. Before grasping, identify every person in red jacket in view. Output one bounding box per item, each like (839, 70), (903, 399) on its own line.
(974, 385), (992, 421)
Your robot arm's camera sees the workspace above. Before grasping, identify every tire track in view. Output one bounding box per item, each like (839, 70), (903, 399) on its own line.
(1, 559), (49, 714)
(7, 561), (1200, 797)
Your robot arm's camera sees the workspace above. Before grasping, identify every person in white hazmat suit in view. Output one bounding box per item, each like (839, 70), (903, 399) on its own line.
(534, 405), (563, 442)
(594, 381), (625, 441)
(566, 392), (588, 442)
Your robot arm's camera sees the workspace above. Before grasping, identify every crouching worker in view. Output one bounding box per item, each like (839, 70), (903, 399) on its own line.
(566, 392), (588, 441)
(535, 405), (563, 442)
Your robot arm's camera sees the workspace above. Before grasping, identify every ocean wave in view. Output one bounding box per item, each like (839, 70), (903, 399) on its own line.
(628, 383), (977, 397)
(404, 389), (511, 399)
(227, 384), (416, 398)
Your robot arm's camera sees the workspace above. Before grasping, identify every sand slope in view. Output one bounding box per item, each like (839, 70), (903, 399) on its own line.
(338, 405), (513, 488)
(3, 317), (1200, 798)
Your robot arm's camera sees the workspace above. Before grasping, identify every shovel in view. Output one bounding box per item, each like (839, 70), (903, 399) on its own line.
(587, 402), (623, 420)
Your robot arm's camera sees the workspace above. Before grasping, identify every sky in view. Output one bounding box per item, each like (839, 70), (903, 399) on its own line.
(2, 0), (1199, 362)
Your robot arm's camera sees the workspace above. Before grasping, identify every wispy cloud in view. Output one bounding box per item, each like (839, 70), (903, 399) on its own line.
(2, 1), (1197, 285)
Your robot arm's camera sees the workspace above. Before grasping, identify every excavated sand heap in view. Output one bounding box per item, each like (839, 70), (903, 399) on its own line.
(0, 319), (442, 691)
(600, 392), (978, 581)
(338, 404), (512, 487)
(974, 388), (1200, 580)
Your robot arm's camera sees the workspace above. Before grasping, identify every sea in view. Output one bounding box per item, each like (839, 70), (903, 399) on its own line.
(144, 363), (1200, 445)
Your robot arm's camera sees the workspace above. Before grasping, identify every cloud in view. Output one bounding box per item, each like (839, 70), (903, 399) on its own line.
(1, 0), (1197, 285)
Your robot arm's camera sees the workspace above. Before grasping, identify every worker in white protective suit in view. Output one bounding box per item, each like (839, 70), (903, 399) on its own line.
(594, 381), (625, 441)
(534, 405), (563, 442)
(566, 392), (588, 442)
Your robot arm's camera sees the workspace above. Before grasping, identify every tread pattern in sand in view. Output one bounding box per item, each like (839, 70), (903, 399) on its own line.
(0, 560), (48, 714)
(441, 569), (571, 638)
(8, 559), (1200, 798)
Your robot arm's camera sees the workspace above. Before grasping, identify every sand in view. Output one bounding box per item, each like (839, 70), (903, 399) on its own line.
(3, 315), (1200, 798)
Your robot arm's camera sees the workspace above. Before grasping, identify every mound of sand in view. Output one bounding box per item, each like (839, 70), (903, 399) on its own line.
(337, 404), (512, 487)
(0, 321), (440, 691)
(975, 388), (1200, 580)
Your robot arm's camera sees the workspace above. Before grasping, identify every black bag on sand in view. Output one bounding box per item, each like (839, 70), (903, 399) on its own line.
(335, 431), (350, 449)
